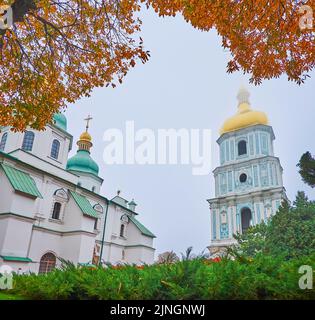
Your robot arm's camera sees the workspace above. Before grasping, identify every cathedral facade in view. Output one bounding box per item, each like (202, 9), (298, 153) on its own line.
(208, 88), (287, 255)
(0, 114), (155, 274)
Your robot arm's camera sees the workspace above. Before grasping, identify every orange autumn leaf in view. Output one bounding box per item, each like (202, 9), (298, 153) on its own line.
(0, 0), (314, 131)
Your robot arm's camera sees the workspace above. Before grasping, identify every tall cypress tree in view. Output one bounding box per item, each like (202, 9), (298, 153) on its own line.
(297, 152), (315, 188)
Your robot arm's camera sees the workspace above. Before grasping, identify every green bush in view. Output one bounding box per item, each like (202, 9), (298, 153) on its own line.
(11, 254), (315, 300)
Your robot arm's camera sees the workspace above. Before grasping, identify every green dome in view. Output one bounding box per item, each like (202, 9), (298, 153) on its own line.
(53, 113), (67, 131)
(67, 150), (99, 176)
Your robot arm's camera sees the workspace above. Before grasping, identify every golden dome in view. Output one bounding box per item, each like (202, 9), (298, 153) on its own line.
(79, 131), (92, 142)
(220, 87), (268, 135)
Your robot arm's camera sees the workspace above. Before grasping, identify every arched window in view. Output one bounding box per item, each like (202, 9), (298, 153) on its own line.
(52, 202), (62, 220)
(50, 139), (60, 159)
(120, 224), (125, 237)
(241, 207), (252, 234)
(22, 131), (35, 151)
(0, 132), (8, 152)
(238, 140), (247, 156)
(39, 253), (56, 274)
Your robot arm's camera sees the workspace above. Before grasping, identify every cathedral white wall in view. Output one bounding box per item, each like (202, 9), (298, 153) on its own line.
(0, 218), (8, 254)
(105, 243), (124, 264)
(4, 125), (72, 170)
(0, 170), (15, 213)
(59, 233), (95, 264)
(0, 129), (24, 154)
(9, 193), (36, 218)
(61, 197), (87, 231)
(125, 247), (155, 265)
(98, 205), (117, 243)
(126, 222), (154, 248)
(75, 172), (102, 193)
(76, 234), (95, 263)
(28, 229), (62, 267)
(0, 216), (33, 257)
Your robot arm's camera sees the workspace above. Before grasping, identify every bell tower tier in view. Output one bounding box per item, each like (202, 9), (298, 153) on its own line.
(207, 87), (287, 255)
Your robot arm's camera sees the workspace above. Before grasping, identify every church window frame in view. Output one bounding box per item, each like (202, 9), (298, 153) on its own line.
(50, 139), (60, 160)
(50, 188), (69, 222)
(94, 218), (99, 230)
(120, 224), (125, 238)
(51, 202), (62, 220)
(119, 214), (129, 238)
(22, 131), (35, 151)
(39, 252), (56, 274)
(0, 132), (8, 152)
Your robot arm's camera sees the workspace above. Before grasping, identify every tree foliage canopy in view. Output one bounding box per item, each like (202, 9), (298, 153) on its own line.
(230, 192), (315, 260)
(1, 0), (314, 130)
(298, 152), (315, 188)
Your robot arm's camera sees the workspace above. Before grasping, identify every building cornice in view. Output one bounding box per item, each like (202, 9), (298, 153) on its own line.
(96, 240), (155, 251)
(0, 212), (36, 223)
(212, 155), (283, 174)
(216, 124), (275, 144)
(207, 186), (286, 205)
(33, 225), (97, 237)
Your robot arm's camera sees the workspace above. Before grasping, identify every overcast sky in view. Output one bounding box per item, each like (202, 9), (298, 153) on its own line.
(65, 8), (315, 257)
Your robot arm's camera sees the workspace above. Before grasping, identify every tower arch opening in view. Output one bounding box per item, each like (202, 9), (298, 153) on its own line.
(241, 207), (252, 233)
(238, 140), (247, 156)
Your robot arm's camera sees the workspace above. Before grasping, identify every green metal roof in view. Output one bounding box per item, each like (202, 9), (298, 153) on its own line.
(129, 215), (156, 238)
(0, 255), (33, 262)
(0, 164), (42, 198)
(70, 190), (99, 218)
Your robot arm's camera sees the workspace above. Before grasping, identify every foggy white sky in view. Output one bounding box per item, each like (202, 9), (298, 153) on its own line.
(65, 8), (315, 256)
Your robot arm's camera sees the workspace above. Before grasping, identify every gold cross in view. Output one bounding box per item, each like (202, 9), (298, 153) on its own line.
(84, 115), (93, 132)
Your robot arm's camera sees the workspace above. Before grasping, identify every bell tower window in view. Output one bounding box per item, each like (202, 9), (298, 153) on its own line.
(238, 140), (247, 156)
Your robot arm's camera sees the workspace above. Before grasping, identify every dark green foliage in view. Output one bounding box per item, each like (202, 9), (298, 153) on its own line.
(230, 192), (315, 260)
(297, 152), (315, 188)
(229, 222), (268, 258)
(11, 254), (315, 300)
(266, 194), (315, 259)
